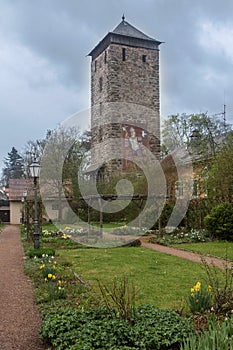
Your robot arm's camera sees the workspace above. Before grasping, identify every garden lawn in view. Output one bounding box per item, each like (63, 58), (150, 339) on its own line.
(172, 241), (233, 261)
(42, 223), (61, 231)
(58, 247), (213, 309)
(90, 222), (127, 229)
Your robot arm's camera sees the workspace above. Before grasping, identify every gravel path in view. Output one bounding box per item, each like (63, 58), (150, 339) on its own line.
(0, 225), (47, 350)
(141, 241), (232, 269)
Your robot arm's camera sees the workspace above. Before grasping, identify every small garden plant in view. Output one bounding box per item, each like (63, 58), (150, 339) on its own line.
(98, 277), (136, 324)
(181, 318), (233, 350)
(39, 254), (67, 301)
(187, 281), (212, 313)
(201, 257), (233, 319)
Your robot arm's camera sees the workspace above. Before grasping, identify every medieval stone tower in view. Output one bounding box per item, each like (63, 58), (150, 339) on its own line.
(88, 16), (162, 178)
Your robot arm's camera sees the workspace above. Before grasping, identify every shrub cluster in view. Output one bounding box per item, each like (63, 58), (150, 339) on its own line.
(40, 305), (194, 350)
(204, 202), (233, 241)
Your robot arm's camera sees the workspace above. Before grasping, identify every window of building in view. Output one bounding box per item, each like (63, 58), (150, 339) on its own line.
(122, 48), (126, 61)
(99, 77), (103, 92)
(104, 50), (107, 64)
(94, 60), (97, 72)
(142, 55), (147, 63)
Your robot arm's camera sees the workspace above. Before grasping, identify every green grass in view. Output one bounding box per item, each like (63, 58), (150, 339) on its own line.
(42, 223), (60, 231)
(57, 246), (216, 309)
(172, 241), (233, 261)
(90, 222), (127, 229)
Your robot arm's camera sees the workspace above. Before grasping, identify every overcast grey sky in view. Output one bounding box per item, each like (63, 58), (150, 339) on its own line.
(1, 0), (233, 171)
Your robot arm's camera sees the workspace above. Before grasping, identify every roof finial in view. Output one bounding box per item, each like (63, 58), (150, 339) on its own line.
(122, 14), (125, 22)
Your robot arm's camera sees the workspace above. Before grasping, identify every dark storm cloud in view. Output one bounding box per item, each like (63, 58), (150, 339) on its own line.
(0, 0), (233, 170)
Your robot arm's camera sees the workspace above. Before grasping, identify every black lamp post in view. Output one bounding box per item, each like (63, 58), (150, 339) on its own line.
(29, 158), (40, 249)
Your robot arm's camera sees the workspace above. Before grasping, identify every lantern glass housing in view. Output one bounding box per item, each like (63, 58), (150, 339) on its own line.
(29, 160), (40, 178)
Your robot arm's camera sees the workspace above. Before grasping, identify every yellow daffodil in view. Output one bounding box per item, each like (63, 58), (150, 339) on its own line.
(48, 273), (53, 279)
(39, 264), (45, 269)
(208, 285), (212, 292)
(193, 281), (201, 291)
(52, 275), (56, 280)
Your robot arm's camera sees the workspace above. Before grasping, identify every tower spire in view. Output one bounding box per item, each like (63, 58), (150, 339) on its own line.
(122, 14), (125, 22)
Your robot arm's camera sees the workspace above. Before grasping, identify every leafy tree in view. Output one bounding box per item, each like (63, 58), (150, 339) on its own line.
(22, 130), (52, 175)
(63, 130), (91, 198)
(162, 113), (230, 157)
(2, 147), (24, 186)
(40, 126), (81, 221)
(206, 134), (233, 204)
(79, 129), (92, 153)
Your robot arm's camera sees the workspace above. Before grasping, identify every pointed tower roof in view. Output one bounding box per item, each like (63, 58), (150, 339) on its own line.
(88, 16), (162, 59)
(112, 15), (155, 41)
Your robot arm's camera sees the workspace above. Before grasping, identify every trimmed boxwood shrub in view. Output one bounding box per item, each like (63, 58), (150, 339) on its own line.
(204, 202), (233, 241)
(40, 305), (194, 350)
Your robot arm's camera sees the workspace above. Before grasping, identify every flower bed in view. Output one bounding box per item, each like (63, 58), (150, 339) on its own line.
(149, 228), (211, 245)
(22, 226), (233, 349)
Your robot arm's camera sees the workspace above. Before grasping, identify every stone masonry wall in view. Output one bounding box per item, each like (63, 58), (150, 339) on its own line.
(90, 43), (160, 173)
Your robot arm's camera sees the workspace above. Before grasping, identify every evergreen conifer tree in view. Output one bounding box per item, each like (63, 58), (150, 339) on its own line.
(2, 147), (24, 186)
